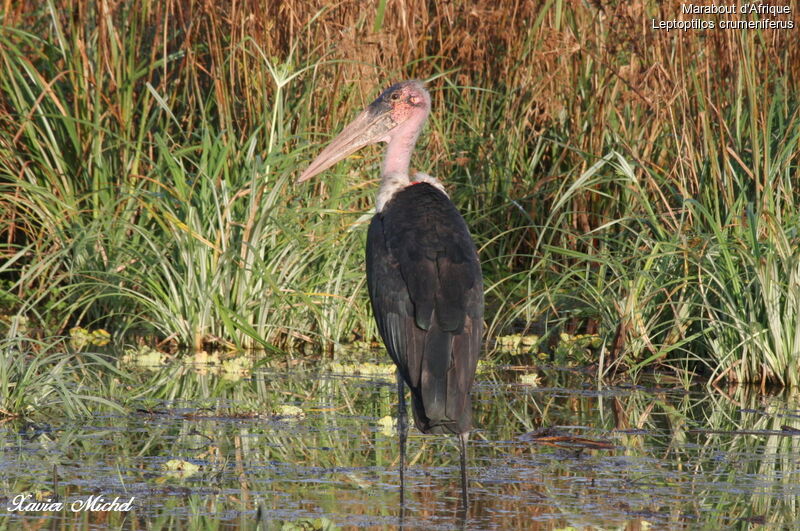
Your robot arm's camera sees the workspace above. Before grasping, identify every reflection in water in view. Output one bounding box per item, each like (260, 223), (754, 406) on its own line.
(0, 363), (799, 528)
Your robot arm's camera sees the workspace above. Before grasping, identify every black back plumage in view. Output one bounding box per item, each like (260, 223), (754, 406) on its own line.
(366, 182), (483, 435)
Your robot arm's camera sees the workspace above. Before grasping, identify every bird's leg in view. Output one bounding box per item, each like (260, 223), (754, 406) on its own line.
(458, 431), (470, 510)
(396, 371), (408, 510)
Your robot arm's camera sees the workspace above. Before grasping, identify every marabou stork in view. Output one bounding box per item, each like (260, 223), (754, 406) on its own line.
(298, 80), (483, 507)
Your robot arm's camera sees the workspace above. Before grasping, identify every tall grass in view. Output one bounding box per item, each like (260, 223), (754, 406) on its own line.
(1, 1), (799, 382)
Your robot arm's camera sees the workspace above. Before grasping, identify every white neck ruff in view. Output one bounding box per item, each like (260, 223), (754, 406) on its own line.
(375, 172), (447, 212)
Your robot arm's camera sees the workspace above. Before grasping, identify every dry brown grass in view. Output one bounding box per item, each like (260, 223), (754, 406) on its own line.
(6, 1), (796, 130)
(2, 1), (800, 368)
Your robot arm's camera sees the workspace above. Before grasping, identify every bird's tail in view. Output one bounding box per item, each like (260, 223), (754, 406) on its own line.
(410, 323), (474, 435)
(410, 389), (472, 435)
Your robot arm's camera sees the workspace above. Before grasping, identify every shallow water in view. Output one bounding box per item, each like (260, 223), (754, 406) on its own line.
(1, 362), (799, 529)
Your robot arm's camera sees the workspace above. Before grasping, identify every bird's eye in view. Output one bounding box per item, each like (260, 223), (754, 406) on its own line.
(390, 93), (400, 101)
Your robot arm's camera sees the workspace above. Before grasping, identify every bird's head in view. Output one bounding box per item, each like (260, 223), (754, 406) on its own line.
(297, 80), (431, 183)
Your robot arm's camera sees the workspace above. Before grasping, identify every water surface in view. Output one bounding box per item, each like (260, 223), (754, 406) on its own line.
(1, 361), (798, 529)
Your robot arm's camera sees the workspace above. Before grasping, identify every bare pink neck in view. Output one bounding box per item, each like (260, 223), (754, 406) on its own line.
(381, 109), (429, 177)
(381, 137), (414, 176)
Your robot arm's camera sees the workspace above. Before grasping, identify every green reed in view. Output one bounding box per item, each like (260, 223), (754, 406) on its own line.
(1, 1), (799, 384)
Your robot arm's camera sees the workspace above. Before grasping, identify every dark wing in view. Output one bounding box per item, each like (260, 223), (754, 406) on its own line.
(366, 183), (483, 434)
(366, 213), (416, 383)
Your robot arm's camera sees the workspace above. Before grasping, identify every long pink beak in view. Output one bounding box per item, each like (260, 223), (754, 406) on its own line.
(297, 105), (397, 183)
